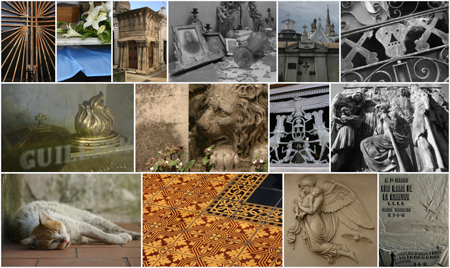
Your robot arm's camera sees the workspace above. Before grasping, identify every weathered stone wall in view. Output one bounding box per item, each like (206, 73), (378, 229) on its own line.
(1, 175), (21, 245)
(135, 84), (189, 172)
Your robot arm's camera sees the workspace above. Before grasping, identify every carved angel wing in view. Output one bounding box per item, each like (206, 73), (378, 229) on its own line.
(321, 182), (374, 231)
(360, 237), (373, 243)
(271, 95), (329, 114)
(271, 99), (296, 114)
(341, 234), (355, 240)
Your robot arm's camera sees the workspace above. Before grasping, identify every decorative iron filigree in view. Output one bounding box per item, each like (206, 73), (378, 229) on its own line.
(341, 3), (449, 82)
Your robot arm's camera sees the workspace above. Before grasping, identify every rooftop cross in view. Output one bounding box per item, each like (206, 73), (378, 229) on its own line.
(286, 13), (291, 20)
(35, 113), (46, 128)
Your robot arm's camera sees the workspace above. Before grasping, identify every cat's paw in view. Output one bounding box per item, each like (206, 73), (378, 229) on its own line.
(129, 231), (141, 240)
(116, 233), (132, 244)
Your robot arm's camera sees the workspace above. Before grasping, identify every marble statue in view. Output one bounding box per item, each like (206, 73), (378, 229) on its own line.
(190, 84), (268, 172)
(287, 176), (374, 264)
(331, 84), (449, 172)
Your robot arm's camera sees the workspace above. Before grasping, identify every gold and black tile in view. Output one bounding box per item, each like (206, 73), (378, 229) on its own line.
(187, 214), (230, 236)
(142, 173), (283, 267)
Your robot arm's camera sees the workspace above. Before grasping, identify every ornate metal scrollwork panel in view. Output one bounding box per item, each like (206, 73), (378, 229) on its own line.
(341, 2), (448, 82)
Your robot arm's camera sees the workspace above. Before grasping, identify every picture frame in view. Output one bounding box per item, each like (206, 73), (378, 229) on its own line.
(171, 24), (224, 75)
(225, 38), (238, 55)
(203, 32), (226, 55)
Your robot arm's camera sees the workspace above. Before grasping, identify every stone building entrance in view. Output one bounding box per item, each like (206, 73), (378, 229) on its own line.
(128, 41), (137, 69)
(148, 42), (154, 68)
(116, 7), (163, 75)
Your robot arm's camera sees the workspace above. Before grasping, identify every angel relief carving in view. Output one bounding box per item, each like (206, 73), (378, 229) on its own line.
(287, 176), (374, 264)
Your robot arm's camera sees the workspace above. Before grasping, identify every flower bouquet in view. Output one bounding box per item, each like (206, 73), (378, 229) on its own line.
(57, 2), (111, 44)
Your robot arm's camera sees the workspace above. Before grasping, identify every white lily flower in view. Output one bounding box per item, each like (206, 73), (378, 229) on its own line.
(81, 1), (95, 17)
(62, 24), (82, 38)
(97, 25), (106, 34)
(99, 2), (111, 13)
(84, 5), (107, 30)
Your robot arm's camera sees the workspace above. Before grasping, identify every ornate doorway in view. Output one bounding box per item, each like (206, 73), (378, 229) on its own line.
(128, 40), (137, 69)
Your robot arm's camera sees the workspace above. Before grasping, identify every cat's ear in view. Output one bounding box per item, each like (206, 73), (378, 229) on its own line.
(39, 210), (53, 225)
(20, 236), (37, 248)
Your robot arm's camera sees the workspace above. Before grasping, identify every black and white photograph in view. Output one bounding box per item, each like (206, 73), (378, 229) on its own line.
(331, 83), (449, 172)
(169, 1), (277, 82)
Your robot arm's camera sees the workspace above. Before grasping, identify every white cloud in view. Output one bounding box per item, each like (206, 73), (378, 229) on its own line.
(278, 1), (340, 35)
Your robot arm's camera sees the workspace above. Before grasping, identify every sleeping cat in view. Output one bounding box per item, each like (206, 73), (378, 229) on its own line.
(11, 201), (141, 250)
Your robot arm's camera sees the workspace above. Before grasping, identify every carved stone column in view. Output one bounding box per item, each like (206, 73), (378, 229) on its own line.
(153, 42), (159, 70)
(137, 46), (142, 71)
(118, 42), (126, 69)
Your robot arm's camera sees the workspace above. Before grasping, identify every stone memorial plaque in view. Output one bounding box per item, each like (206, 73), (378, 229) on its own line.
(379, 174), (449, 266)
(285, 174), (377, 266)
(287, 63), (297, 69)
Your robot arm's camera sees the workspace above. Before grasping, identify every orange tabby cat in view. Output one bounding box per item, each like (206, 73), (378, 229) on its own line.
(11, 201), (140, 250)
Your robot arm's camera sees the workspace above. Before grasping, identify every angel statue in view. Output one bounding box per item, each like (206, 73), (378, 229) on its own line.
(287, 176), (374, 264)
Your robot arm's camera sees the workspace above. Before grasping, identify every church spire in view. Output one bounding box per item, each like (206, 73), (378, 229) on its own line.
(325, 4), (331, 35)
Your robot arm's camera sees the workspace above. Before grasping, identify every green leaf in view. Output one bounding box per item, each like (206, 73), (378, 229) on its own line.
(207, 145), (215, 150)
(153, 164), (159, 171)
(185, 160), (195, 170)
(81, 33), (90, 40)
(202, 157), (210, 165)
(168, 160), (180, 166)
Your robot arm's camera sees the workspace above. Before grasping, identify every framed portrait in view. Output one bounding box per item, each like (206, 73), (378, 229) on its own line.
(171, 24), (224, 75)
(225, 38), (238, 55)
(172, 24), (209, 63)
(203, 32), (226, 55)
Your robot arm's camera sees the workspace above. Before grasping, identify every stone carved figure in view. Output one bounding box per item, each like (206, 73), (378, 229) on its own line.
(360, 103), (414, 172)
(287, 176), (374, 264)
(281, 142), (298, 163)
(270, 115), (287, 163)
(331, 84), (449, 172)
(331, 104), (364, 171)
(271, 94), (329, 164)
(190, 84), (268, 172)
(410, 84), (449, 171)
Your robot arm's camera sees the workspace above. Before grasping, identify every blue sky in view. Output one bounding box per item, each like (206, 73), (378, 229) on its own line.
(278, 1), (339, 35)
(130, 1), (166, 12)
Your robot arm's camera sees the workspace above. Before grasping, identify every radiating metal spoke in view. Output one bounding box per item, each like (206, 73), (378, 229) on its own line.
(2, 1), (55, 82)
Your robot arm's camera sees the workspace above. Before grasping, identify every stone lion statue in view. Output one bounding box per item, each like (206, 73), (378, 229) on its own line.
(189, 84), (268, 171)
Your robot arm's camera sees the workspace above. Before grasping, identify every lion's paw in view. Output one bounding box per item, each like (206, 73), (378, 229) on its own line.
(211, 146), (239, 172)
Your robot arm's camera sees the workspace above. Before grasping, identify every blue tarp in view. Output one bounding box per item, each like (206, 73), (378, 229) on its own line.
(57, 46), (111, 81)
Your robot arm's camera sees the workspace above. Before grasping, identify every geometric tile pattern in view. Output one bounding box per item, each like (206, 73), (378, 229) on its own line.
(142, 173), (282, 267)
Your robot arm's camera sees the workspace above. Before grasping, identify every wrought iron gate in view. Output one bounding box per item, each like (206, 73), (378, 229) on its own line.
(1, 1), (55, 82)
(341, 2), (449, 82)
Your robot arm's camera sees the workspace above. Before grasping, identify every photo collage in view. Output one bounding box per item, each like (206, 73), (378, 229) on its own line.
(1, 1), (449, 267)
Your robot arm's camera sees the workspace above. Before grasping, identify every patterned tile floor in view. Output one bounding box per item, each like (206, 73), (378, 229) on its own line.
(142, 174), (283, 267)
